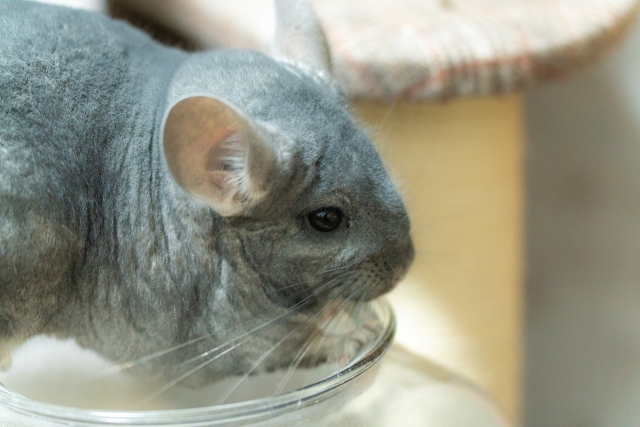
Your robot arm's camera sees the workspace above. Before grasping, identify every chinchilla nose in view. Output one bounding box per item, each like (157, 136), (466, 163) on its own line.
(358, 236), (415, 300)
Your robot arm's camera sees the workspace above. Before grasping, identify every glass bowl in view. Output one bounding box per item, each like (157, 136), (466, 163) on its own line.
(0, 299), (394, 426)
(0, 299), (511, 427)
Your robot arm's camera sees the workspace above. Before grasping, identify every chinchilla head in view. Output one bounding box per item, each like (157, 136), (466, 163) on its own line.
(147, 0), (414, 384)
(162, 0), (413, 302)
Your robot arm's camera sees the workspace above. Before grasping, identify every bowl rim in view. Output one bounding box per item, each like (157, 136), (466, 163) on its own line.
(0, 299), (395, 425)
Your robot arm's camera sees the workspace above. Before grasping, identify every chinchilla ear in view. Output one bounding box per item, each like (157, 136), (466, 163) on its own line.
(162, 96), (278, 217)
(272, 0), (332, 74)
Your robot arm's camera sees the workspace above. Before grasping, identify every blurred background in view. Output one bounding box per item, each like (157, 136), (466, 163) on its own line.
(525, 14), (640, 427)
(28, 0), (640, 425)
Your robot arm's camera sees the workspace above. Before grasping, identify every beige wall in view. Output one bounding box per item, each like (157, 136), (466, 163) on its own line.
(354, 95), (524, 420)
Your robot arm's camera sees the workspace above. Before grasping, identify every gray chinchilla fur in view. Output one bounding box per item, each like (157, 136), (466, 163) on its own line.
(0, 0), (414, 386)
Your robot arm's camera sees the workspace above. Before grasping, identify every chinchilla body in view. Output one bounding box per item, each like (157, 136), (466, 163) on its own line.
(0, 0), (186, 369)
(0, 0), (414, 385)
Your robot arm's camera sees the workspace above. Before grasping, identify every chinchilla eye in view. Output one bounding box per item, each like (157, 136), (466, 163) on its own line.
(307, 208), (343, 232)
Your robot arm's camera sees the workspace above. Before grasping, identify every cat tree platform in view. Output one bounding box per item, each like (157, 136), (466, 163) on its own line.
(110, 0), (639, 421)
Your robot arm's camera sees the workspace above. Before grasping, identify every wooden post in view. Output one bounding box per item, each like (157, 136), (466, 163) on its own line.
(353, 94), (524, 420)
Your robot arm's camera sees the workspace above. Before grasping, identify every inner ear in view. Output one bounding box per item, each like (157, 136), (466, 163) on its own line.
(162, 96), (276, 216)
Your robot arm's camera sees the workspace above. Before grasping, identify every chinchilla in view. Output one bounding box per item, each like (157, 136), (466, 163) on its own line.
(0, 0), (414, 387)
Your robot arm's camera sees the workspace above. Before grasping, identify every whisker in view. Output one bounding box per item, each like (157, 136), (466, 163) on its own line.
(274, 328), (324, 395)
(171, 287), (321, 371)
(317, 261), (360, 276)
(146, 283), (351, 406)
(137, 273), (358, 405)
(136, 337), (250, 409)
(307, 283), (367, 381)
(276, 286), (361, 394)
(214, 327), (299, 405)
(94, 334), (218, 377)
(325, 289), (372, 377)
(217, 286), (347, 404)
(377, 97), (398, 135)
(95, 271), (354, 376)
(275, 268), (353, 291)
(301, 278), (367, 383)
(172, 272), (356, 371)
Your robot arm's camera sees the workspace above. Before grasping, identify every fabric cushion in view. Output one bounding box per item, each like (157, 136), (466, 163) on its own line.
(119, 0), (639, 100)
